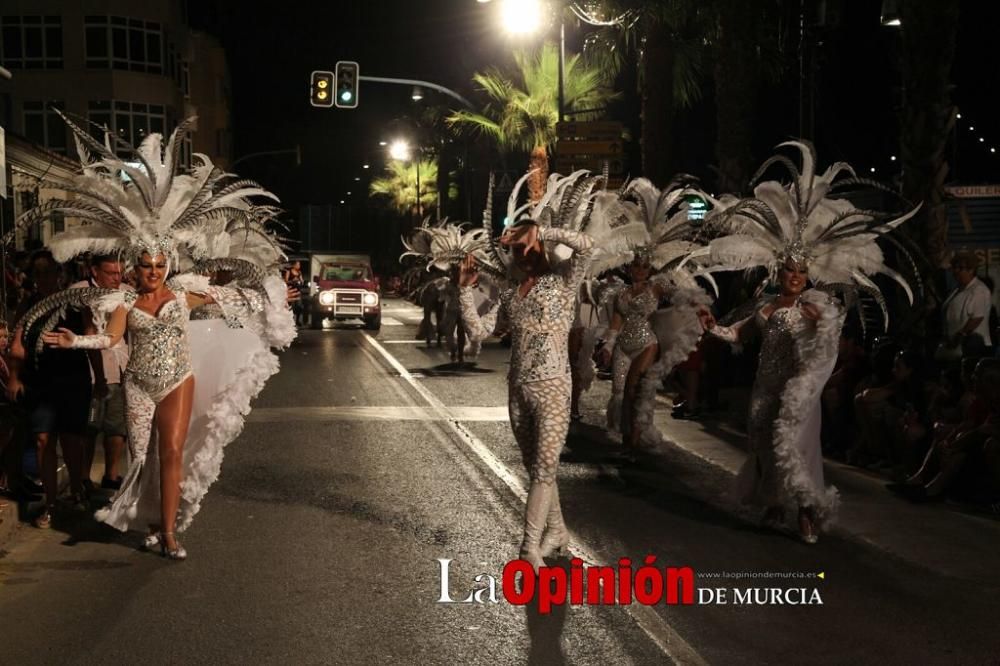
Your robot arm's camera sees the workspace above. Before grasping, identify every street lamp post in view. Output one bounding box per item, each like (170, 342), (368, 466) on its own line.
(486, 0), (632, 122)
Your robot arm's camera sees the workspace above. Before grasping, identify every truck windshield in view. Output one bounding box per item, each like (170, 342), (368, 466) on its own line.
(322, 264), (371, 281)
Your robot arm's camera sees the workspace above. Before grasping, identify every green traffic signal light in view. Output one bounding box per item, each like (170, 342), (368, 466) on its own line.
(334, 60), (359, 109)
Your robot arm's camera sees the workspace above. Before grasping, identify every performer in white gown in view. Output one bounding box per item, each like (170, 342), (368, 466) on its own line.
(693, 141), (919, 543)
(9, 113), (295, 559)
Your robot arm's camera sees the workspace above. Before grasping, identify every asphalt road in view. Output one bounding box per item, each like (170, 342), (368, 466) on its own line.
(0, 298), (995, 665)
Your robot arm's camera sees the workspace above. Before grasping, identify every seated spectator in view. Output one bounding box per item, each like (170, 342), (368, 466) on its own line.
(889, 358), (1000, 501)
(849, 340), (902, 467)
(822, 324), (869, 458)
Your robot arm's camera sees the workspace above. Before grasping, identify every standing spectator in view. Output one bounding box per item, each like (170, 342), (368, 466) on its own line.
(1, 322), (27, 503)
(285, 261), (307, 327)
(938, 251), (993, 361)
(6, 251), (92, 528)
(70, 255), (130, 491)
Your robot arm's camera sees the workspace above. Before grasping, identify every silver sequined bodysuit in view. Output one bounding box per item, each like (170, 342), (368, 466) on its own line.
(745, 305), (803, 504)
(615, 288), (659, 354)
(460, 227), (595, 385)
(125, 291), (193, 403)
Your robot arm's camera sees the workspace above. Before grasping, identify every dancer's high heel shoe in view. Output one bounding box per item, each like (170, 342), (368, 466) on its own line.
(159, 532), (187, 560)
(142, 532), (161, 550)
(797, 510), (818, 545)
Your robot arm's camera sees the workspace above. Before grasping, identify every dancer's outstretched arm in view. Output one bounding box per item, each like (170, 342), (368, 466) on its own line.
(42, 305), (128, 350)
(701, 311), (753, 344)
(457, 254), (508, 342)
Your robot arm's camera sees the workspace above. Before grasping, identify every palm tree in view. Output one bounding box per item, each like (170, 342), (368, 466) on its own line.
(448, 41), (618, 202)
(899, 0), (960, 271)
(369, 159), (447, 217)
(582, 1), (710, 185)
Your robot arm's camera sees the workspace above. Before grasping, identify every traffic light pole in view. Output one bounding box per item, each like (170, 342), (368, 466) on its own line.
(358, 76), (474, 110)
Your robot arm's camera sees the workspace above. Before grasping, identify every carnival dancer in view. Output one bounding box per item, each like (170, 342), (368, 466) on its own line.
(693, 141), (919, 543)
(7, 114), (295, 559)
(401, 218), (491, 362)
(457, 171), (598, 569)
(587, 178), (714, 452)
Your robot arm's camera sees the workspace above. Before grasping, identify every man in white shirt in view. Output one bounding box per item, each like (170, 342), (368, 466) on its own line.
(71, 255), (131, 490)
(942, 251), (993, 358)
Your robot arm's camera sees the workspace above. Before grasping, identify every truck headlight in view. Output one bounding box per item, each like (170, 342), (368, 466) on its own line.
(362, 292), (379, 306)
(319, 291), (335, 306)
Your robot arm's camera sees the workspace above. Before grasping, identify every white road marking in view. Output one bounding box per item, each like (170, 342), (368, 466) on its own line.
(381, 317), (404, 326)
(362, 333), (706, 666)
(247, 405), (509, 423)
(381, 340), (427, 344)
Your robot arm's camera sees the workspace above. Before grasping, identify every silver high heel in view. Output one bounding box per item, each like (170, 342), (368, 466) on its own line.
(159, 532), (187, 560)
(142, 532), (161, 550)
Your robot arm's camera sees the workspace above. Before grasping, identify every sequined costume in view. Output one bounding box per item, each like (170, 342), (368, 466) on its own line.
(607, 287), (659, 431)
(710, 290), (843, 521)
(460, 226), (593, 563)
(603, 273), (711, 446)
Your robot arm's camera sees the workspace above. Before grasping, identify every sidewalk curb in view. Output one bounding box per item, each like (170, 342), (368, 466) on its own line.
(645, 394), (1000, 582)
(0, 460), (71, 552)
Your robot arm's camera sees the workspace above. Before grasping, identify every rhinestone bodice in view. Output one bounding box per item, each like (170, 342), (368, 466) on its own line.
(615, 287), (659, 354)
(504, 272), (578, 383)
(125, 292), (192, 401)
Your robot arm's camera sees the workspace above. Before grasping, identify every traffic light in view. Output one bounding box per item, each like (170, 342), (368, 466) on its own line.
(334, 61), (359, 109)
(310, 70), (334, 108)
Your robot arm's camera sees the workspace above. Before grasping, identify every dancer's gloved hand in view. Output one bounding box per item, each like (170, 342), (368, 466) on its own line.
(458, 254), (479, 287)
(500, 223), (539, 257)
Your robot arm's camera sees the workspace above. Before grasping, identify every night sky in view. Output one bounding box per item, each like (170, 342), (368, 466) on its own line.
(188, 1), (1000, 235)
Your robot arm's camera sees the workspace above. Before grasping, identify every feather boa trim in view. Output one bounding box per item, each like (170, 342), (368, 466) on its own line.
(176, 347), (280, 531)
(768, 289), (844, 524)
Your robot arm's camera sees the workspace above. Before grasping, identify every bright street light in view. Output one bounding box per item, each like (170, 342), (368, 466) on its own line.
(389, 139), (412, 161)
(501, 0), (543, 34)
(411, 86), (424, 101)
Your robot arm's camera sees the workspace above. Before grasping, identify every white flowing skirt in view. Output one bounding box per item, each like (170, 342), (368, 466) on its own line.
(102, 320), (280, 533)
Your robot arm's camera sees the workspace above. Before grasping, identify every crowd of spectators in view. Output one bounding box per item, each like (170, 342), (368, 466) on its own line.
(667, 249), (1000, 513)
(1, 248), (135, 527)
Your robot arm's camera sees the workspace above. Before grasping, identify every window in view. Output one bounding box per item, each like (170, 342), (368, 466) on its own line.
(23, 101), (67, 154)
(88, 100), (167, 154)
(0, 16), (63, 69)
(84, 16), (162, 73)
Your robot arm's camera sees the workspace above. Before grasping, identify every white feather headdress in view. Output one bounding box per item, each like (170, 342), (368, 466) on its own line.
(400, 218), (488, 272)
(585, 176), (710, 277)
(691, 140), (920, 325)
(5, 111), (279, 270)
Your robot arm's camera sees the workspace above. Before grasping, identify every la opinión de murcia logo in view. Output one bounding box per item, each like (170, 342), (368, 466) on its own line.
(437, 558), (824, 613)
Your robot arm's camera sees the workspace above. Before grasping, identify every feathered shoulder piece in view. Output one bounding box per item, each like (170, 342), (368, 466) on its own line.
(3, 111), (279, 267)
(12, 287), (134, 361)
(694, 140), (920, 328)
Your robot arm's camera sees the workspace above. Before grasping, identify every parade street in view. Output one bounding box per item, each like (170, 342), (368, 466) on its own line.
(0, 299), (996, 665)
